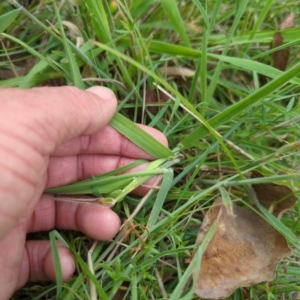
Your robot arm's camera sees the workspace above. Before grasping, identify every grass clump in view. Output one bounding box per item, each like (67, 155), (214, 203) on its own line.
(1, 0), (300, 299)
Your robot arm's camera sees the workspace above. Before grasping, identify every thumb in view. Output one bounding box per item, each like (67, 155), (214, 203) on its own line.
(38, 86), (118, 153)
(1, 86), (117, 155)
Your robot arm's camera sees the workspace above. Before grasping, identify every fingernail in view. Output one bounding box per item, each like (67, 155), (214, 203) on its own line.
(87, 86), (116, 101)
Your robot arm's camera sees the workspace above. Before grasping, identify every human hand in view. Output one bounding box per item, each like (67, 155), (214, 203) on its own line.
(0, 86), (167, 299)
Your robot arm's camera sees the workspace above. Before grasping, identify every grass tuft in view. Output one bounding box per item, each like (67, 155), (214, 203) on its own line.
(2, 0), (300, 299)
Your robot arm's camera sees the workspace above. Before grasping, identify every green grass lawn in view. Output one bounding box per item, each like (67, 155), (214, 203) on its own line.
(1, 0), (300, 299)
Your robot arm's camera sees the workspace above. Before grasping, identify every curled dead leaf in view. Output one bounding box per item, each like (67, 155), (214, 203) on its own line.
(193, 172), (295, 299)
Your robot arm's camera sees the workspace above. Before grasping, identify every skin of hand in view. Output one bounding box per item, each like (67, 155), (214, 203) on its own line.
(0, 86), (168, 300)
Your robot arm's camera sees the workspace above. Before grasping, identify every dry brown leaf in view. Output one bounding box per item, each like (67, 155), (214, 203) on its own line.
(194, 172), (295, 299)
(260, 13), (294, 85)
(272, 32), (290, 71)
(159, 66), (195, 77)
(251, 171), (296, 218)
(194, 198), (292, 299)
(144, 90), (169, 115)
(280, 13), (295, 30)
(112, 286), (128, 300)
(273, 13), (294, 71)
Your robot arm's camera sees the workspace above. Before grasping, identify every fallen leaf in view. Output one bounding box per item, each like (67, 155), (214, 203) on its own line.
(251, 171), (296, 218)
(272, 32), (289, 72)
(193, 172), (295, 299)
(260, 13), (294, 85)
(272, 13), (294, 72)
(144, 90), (169, 115)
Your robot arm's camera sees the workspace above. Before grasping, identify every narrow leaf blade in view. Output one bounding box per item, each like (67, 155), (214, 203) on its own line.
(0, 8), (21, 33)
(110, 113), (173, 158)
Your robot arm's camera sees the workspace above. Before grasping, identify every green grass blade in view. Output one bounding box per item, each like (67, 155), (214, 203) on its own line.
(192, 0), (210, 28)
(0, 8), (21, 33)
(7, 1), (300, 298)
(161, 0), (190, 47)
(253, 38), (300, 59)
(93, 41), (241, 175)
(19, 53), (60, 88)
(70, 250), (109, 299)
(110, 112), (173, 158)
(131, 272), (138, 299)
(120, 37), (201, 58)
(254, 201), (298, 247)
(181, 61), (300, 146)
(191, 0), (209, 103)
(188, 58), (202, 103)
(209, 28), (300, 46)
(169, 223), (217, 300)
(204, 0), (249, 109)
(209, 53), (300, 85)
(52, 0), (84, 89)
(52, 230), (69, 248)
(49, 231), (63, 296)
(242, 0), (273, 54)
(123, 30), (300, 56)
(200, 31), (208, 105)
(133, 247), (194, 271)
(209, 0), (222, 30)
(6, 2), (103, 80)
(83, 0), (133, 87)
(45, 161), (169, 195)
(45, 174), (137, 195)
(1, 33), (69, 80)
(147, 169), (173, 228)
(83, 0), (111, 45)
